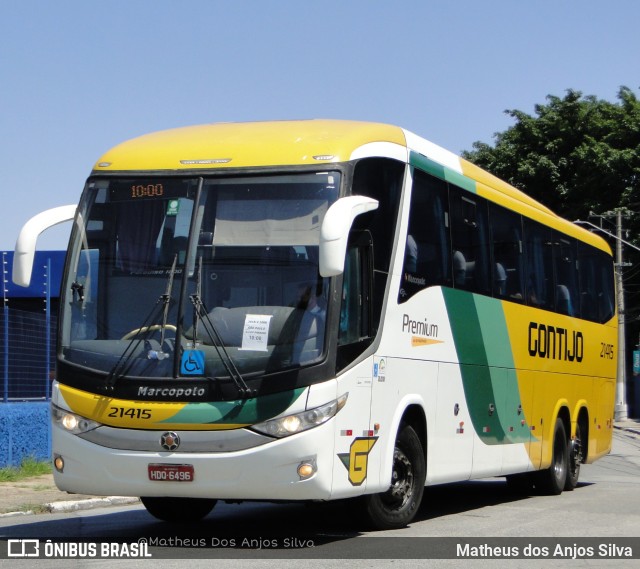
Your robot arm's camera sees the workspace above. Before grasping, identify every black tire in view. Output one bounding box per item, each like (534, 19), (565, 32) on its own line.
(535, 418), (568, 495)
(141, 497), (217, 522)
(564, 421), (583, 491)
(362, 424), (425, 530)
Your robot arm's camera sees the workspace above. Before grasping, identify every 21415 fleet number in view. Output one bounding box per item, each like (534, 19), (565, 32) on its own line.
(108, 407), (152, 419)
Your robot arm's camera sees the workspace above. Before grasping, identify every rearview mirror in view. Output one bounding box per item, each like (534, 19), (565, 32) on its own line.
(13, 205), (76, 287)
(319, 196), (378, 277)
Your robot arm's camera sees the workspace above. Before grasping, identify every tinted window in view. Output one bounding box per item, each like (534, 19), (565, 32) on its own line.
(579, 243), (616, 322)
(490, 204), (524, 302)
(352, 158), (405, 328)
(399, 169), (451, 303)
(553, 232), (579, 316)
(524, 219), (554, 310)
(450, 188), (490, 295)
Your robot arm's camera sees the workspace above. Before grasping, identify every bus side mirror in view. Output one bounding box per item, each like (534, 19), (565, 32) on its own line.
(13, 205), (77, 287)
(319, 196), (378, 277)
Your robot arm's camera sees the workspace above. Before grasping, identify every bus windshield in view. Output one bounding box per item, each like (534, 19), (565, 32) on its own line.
(60, 172), (340, 382)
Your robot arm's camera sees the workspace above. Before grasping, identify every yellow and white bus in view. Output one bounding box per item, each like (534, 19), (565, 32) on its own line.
(14, 120), (617, 529)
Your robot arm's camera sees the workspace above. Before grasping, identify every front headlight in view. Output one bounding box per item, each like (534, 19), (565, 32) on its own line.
(51, 404), (101, 435)
(252, 393), (348, 438)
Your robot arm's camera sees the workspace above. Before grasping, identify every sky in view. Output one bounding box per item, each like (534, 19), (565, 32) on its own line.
(1, 0), (639, 251)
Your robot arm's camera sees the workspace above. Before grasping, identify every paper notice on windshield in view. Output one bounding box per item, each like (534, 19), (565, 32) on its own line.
(240, 314), (273, 352)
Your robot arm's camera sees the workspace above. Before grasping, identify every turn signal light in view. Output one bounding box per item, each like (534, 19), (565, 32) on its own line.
(54, 455), (64, 473)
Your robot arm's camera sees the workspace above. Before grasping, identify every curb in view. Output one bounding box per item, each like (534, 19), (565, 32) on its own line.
(46, 496), (140, 513)
(0, 497), (140, 518)
(614, 424), (640, 437)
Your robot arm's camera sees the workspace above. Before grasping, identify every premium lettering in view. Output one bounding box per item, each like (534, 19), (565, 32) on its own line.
(402, 314), (438, 338)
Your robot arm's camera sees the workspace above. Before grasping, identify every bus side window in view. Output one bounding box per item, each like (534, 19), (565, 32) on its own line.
(398, 169), (451, 303)
(489, 204), (524, 302)
(524, 219), (554, 310)
(597, 253), (615, 322)
(579, 242), (615, 323)
(339, 248), (358, 345)
(450, 188), (490, 295)
(351, 157), (404, 332)
(337, 231), (373, 371)
(553, 233), (579, 317)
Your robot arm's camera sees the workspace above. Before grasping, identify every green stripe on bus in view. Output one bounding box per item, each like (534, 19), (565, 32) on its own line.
(474, 295), (515, 369)
(160, 387), (306, 426)
(444, 169), (477, 194)
(474, 296), (531, 443)
(409, 151), (476, 193)
(410, 151), (445, 179)
(443, 289), (530, 444)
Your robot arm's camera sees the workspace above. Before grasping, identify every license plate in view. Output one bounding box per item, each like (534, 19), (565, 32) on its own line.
(148, 463), (194, 482)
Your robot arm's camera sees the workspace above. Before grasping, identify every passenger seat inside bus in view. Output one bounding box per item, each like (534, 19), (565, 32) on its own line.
(556, 284), (574, 316)
(453, 251), (466, 287)
(494, 262), (507, 296)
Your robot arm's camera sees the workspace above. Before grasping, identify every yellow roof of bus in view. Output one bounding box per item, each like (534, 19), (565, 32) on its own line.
(93, 119), (407, 171)
(92, 119), (611, 255)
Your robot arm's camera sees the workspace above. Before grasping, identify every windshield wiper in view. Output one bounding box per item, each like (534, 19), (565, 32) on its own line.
(70, 281), (85, 302)
(155, 255), (178, 359)
(105, 256), (178, 390)
(189, 257), (255, 399)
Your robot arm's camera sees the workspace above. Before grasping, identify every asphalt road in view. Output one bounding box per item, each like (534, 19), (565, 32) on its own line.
(1, 428), (639, 568)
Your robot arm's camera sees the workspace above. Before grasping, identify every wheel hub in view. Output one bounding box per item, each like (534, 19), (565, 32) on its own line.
(387, 448), (414, 507)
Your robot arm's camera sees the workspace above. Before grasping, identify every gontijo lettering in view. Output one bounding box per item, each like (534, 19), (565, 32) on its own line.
(528, 322), (584, 362)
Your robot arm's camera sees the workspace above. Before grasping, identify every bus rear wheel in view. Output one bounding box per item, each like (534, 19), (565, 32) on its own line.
(141, 497), (217, 522)
(565, 421), (583, 491)
(535, 418), (568, 495)
(362, 423), (425, 530)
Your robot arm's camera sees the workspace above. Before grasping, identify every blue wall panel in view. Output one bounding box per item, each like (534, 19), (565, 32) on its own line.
(0, 402), (50, 466)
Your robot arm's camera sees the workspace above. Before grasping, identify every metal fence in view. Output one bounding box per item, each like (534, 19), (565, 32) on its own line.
(0, 306), (56, 401)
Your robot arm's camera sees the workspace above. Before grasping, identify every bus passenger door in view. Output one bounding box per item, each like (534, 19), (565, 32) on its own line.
(333, 232), (376, 497)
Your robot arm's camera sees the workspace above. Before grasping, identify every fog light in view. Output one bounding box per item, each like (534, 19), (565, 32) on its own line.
(54, 455), (64, 473)
(297, 460), (316, 480)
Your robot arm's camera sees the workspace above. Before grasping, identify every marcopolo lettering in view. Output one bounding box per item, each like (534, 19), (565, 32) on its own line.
(404, 273), (426, 286)
(137, 386), (206, 398)
(528, 322), (583, 362)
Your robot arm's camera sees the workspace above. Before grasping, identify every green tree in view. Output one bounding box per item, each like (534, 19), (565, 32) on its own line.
(463, 87), (640, 222)
(463, 86), (640, 350)
(463, 87), (640, 378)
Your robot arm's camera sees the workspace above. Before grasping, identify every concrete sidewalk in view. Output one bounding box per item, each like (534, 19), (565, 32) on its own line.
(614, 417), (640, 436)
(1, 419), (639, 518)
(0, 473), (139, 517)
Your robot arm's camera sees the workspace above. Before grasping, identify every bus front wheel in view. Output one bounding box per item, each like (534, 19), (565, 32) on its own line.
(362, 423), (425, 530)
(141, 497), (217, 522)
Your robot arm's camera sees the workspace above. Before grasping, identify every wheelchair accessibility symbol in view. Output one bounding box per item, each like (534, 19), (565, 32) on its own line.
(180, 350), (205, 376)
